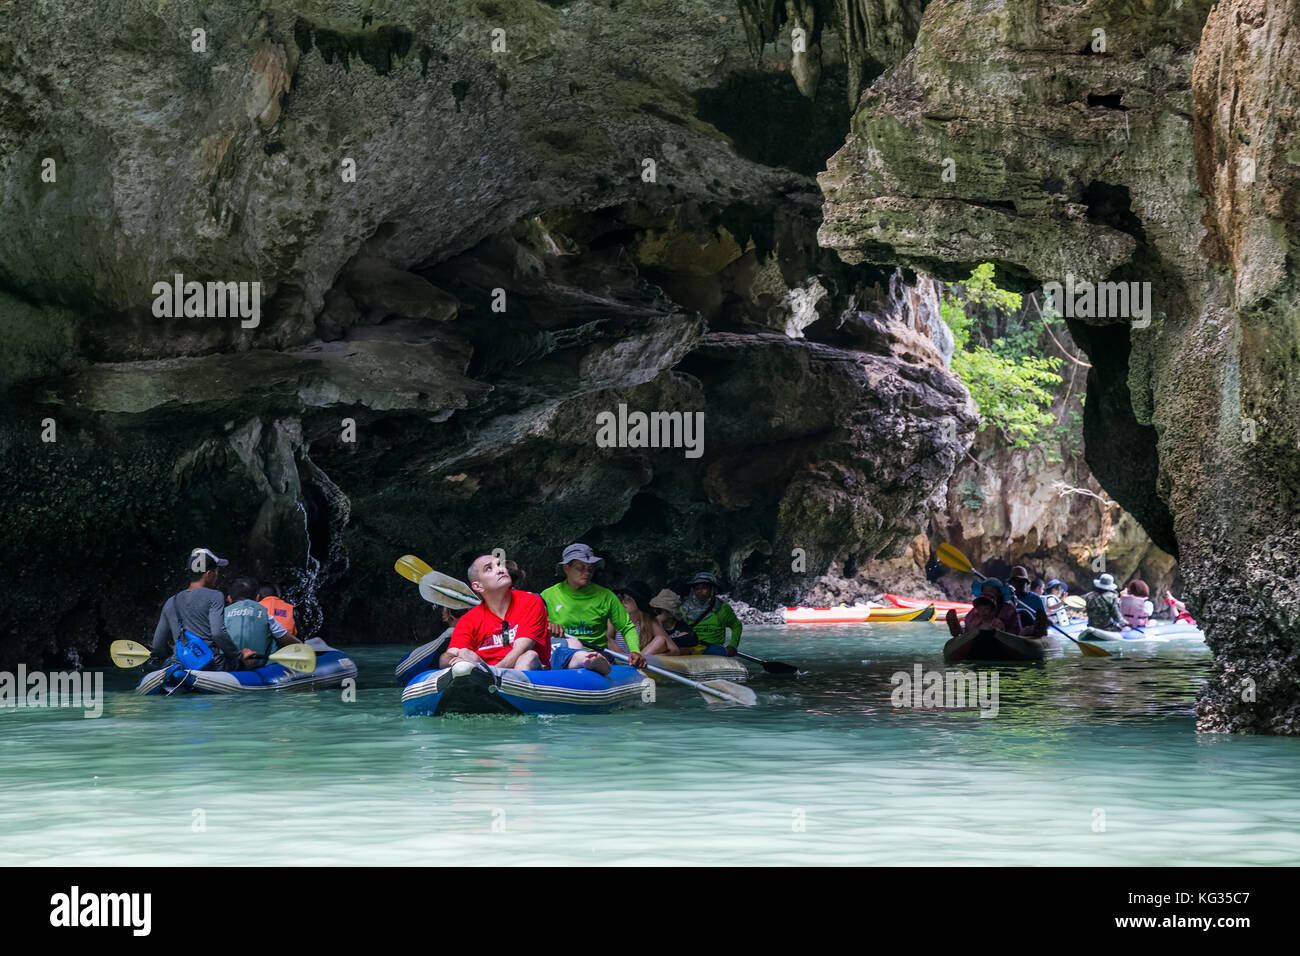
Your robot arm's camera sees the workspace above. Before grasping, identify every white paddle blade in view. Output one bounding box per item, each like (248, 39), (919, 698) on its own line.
(421, 571), (477, 601)
(699, 680), (757, 707)
(418, 579), (480, 609)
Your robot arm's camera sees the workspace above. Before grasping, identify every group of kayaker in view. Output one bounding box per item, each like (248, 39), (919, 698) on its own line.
(945, 564), (1184, 642)
(438, 543), (743, 674)
(149, 547), (301, 671)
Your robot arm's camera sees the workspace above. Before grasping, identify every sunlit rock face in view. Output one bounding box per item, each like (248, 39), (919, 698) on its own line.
(0, 2), (973, 664)
(820, 0), (1300, 733)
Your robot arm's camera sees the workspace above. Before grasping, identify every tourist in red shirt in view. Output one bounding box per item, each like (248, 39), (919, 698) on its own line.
(440, 554), (548, 670)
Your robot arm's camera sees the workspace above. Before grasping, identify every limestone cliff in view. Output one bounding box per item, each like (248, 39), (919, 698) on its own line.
(820, 0), (1299, 733)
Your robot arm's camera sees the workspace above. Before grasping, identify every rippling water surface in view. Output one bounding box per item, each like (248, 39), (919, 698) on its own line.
(3, 624), (1297, 865)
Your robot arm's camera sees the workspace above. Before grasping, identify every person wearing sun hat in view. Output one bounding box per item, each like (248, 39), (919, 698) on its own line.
(148, 547), (241, 670)
(540, 543), (647, 672)
(608, 580), (680, 656)
(1082, 572), (1127, 640)
(679, 571), (743, 656)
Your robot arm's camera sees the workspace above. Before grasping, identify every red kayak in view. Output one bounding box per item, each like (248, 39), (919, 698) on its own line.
(884, 593), (974, 615)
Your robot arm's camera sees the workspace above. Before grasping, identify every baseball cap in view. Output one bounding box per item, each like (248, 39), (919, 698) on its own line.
(187, 547), (229, 573)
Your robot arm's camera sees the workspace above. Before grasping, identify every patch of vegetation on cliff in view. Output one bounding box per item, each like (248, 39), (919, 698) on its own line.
(941, 263), (1064, 449)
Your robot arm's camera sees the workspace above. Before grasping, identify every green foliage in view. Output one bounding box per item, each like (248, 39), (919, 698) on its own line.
(941, 264), (1064, 449)
(958, 481), (986, 510)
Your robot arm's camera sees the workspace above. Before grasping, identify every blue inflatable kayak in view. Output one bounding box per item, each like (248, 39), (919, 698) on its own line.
(136, 638), (357, 695)
(395, 629), (452, 683)
(402, 660), (655, 716)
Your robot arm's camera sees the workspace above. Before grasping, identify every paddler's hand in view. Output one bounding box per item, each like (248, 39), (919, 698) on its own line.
(241, 648), (258, 662)
(547, 622), (563, 638)
(725, 645), (737, 657)
(628, 652), (647, 668)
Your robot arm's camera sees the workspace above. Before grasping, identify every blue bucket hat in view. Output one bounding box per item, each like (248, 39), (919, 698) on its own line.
(971, 578), (1014, 603)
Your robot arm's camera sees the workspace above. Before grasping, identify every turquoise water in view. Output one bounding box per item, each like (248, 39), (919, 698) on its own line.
(3, 624), (1298, 865)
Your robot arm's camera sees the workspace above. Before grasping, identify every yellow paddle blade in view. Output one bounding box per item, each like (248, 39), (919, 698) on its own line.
(699, 679), (757, 707)
(109, 640), (153, 669)
(269, 643), (317, 674)
(1064, 595), (1087, 609)
(1076, 640), (1112, 658)
(394, 554), (435, 583)
(936, 542), (975, 574)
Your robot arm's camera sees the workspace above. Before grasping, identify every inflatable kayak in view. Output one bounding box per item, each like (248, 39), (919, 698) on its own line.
(402, 660), (655, 717)
(783, 604), (934, 624)
(135, 638), (356, 695)
(884, 594), (974, 615)
(395, 629), (452, 683)
(943, 629), (1059, 663)
(646, 652), (748, 683)
(1058, 619), (1205, 642)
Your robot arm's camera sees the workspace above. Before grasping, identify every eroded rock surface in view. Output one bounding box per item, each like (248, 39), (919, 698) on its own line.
(0, 1), (974, 664)
(821, 0), (1299, 732)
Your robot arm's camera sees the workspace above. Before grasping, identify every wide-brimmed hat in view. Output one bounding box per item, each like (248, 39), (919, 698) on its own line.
(558, 543), (603, 568)
(1094, 573), (1118, 592)
(649, 589), (681, 615)
(688, 571), (718, 587)
(1007, 565), (1032, 584)
(616, 580), (653, 612)
(971, 578), (1013, 602)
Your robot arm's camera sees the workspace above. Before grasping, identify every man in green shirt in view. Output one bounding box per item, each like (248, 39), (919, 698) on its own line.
(680, 571), (742, 656)
(541, 543), (646, 673)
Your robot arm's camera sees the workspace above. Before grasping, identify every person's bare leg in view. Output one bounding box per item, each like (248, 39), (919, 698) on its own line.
(569, 651), (610, 675)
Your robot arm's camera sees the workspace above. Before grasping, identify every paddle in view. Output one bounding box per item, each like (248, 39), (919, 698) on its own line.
(577, 638), (756, 706)
(1064, 595), (1087, 610)
(736, 651), (799, 675)
(109, 639), (318, 674)
(394, 556), (481, 610)
(394, 554), (435, 583)
(935, 544), (1112, 658)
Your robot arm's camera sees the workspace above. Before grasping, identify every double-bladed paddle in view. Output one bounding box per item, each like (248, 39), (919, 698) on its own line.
(109, 639), (318, 674)
(934, 543), (1112, 658)
(394, 555), (481, 609)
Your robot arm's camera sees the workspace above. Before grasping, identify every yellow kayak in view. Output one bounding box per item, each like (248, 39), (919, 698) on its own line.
(867, 604), (935, 622)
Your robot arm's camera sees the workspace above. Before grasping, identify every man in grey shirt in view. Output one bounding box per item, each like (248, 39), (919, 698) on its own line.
(150, 548), (241, 670)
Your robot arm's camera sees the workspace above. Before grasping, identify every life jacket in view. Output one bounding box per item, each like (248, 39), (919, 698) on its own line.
(259, 596), (297, 637)
(1120, 594), (1150, 628)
